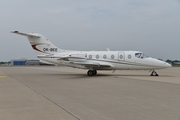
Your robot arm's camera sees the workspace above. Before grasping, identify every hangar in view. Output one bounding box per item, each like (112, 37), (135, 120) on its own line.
(11, 59), (40, 66)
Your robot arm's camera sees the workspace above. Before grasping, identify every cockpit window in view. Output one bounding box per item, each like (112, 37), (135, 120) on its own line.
(135, 53), (142, 58)
(141, 53), (148, 58)
(135, 53), (148, 59)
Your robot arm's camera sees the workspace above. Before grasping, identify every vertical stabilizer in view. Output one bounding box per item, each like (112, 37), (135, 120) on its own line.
(12, 31), (65, 56)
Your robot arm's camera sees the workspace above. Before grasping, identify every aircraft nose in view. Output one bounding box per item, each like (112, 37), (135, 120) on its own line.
(163, 62), (172, 68)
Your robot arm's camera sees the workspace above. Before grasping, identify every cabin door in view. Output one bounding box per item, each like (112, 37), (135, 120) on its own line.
(118, 52), (125, 61)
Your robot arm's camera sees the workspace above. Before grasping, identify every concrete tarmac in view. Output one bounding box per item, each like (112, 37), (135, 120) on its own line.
(0, 66), (180, 120)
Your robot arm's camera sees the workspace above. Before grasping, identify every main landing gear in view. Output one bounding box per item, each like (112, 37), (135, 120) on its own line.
(150, 70), (159, 76)
(87, 70), (97, 76)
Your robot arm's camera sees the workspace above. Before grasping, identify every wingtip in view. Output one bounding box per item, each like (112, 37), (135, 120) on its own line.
(11, 31), (19, 33)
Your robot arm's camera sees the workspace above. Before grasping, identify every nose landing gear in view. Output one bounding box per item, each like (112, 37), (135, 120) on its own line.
(150, 70), (159, 76)
(87, 70), (97, 76)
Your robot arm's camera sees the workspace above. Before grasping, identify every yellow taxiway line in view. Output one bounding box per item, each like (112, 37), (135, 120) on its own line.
(0, 76), (8, 78)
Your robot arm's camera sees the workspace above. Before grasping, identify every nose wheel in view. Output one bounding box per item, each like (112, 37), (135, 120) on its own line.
(150, 71), (159, 76)
(87, 70), (97, 76)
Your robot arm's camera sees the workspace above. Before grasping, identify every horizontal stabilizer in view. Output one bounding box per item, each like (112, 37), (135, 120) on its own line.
(11, 31), (40, 38)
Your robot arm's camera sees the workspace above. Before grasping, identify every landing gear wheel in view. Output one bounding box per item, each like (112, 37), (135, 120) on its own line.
(93, 70), (97, 75)
(87, 70), (97, 76)
(87, 70), (94, 76)
(150, 71), (159, 76)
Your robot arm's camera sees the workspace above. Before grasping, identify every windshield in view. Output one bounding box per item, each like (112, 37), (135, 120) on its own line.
(135, 53), (148, 59)
(141, 53), (148, 58)
(135, 53), (142, 58)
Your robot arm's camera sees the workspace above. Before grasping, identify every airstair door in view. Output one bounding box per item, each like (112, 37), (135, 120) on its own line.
(118, 52), (125, 61)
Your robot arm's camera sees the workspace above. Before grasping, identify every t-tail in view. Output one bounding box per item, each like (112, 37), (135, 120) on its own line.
(11, 31), (65, 56)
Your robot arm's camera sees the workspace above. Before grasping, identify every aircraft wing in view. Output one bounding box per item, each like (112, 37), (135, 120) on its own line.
(42, 54), (112, 68)
(72, 61), (112, 68)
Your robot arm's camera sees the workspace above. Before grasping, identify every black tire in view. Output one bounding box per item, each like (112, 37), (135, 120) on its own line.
(93, 70), (97, 75)
(151, 71), (158, 76)
(87, 70), (93, 76)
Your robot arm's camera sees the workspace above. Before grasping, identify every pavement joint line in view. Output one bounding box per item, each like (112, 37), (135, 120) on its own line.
(11, 76), (81, 120)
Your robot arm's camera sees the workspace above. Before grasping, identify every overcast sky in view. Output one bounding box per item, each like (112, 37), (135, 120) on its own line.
(0, 0), (180, 61)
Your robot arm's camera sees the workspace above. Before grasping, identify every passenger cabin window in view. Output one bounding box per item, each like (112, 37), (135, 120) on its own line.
(111, 55), (115, 59)
(128, 54), (132, 59)
(103, 55), (107, 59)
(120, 55), (123, 59)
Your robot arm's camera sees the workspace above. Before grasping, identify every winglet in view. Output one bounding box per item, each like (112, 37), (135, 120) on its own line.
(11, 31), (40, 38)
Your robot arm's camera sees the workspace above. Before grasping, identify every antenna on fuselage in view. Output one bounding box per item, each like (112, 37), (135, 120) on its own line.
(107, 48), (110, 51)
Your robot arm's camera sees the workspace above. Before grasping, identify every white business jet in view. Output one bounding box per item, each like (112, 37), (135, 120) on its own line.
(12, 31), (171, 76)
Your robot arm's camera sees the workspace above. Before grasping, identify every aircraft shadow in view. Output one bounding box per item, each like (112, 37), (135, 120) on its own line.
(44, 73), (163, 79)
